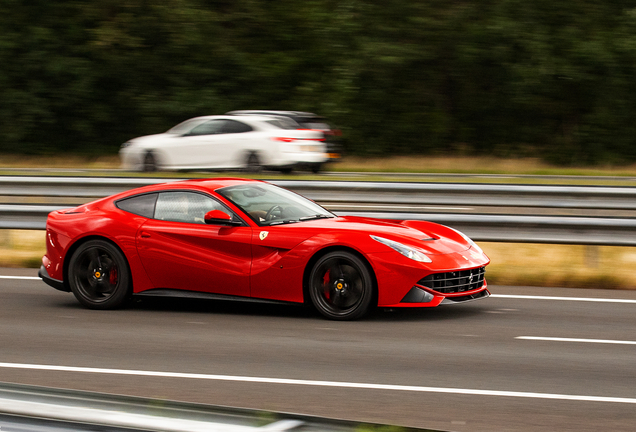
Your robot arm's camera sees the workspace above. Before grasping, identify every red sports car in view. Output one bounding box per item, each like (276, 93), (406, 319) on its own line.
(39, 178), (490, 320)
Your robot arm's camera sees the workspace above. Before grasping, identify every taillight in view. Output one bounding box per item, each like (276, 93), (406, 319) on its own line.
(271, 137), (325, 142)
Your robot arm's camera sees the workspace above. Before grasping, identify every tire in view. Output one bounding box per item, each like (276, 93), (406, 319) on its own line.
(308, 251), (374, 320)
(279, 167), (293, 174)
(310, 163), (322, 174)
(68, 239), (131, 310)
(143, 151), (158, 172)
(244, 153), (262, 173)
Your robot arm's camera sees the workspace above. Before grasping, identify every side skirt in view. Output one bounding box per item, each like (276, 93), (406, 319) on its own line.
(134, 289), (293, 306)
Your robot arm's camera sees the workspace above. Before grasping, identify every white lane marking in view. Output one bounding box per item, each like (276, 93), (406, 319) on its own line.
(491, 294), (636, 304)
(0, 275), (40, 280)
(517, 336), (636, 345)
(0, 362), (635, 404)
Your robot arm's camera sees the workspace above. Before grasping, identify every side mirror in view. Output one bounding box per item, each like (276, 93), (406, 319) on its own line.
(204, 210), (241, 226)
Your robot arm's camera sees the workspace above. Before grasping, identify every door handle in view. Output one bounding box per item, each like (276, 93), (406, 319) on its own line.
(140, 232), (151, 239)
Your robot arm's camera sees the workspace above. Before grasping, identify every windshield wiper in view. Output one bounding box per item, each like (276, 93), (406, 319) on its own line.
(299, 214), (333, 221)
(268, 219), (300, 226)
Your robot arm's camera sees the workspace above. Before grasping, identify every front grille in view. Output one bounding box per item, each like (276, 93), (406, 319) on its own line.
(417, 267), (485, 294)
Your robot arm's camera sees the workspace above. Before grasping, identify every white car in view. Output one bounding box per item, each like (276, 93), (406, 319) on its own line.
(120, 115), (329, 173)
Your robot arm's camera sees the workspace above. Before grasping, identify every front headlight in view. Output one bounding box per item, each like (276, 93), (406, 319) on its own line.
(371, 235), (432, 263)
(445, 226), (483, 254)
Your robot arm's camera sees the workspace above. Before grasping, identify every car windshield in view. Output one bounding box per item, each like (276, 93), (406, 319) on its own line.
(166, 118), (209, 134)
(217, 183), (335, 226)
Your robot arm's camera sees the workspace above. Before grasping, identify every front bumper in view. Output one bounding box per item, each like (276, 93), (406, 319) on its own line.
(38, 265), (68, 292)
(369, 248), (490, 307)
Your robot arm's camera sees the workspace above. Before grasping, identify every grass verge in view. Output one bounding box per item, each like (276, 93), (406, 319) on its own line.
(4, 154), (636, 179)
(3, 230), (635, 290)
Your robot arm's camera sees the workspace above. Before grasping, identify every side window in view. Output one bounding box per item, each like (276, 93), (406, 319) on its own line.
(222, 120), (253, 134)
(187, 120), (226, 136)
(116, 193), (158, 218)
(154, 192), (230, 224)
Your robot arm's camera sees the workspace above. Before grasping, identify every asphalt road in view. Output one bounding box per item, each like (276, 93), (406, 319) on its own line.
(1, 267), (635, 432)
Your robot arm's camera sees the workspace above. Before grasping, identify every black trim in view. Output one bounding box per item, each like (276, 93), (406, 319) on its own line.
(400, 286), (434, 303)
(38, 265), (69, 292)
(134, 289), (292, 305)
(440, 289), (490, 304)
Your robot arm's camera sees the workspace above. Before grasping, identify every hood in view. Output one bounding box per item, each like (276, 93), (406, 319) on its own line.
(128, 133), (172, 147)
(259, 215), (471, 255)
(330, 216), (471, 255)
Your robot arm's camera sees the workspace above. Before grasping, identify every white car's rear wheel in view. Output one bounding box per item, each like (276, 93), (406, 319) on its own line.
(245, 152), (262, 173)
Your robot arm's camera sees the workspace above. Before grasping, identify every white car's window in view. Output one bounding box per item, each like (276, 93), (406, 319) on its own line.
(265, 118), (300, 130)
(298, 121), (330, 130)
(217, 183), (334, 226)
(187, 120), (227, 136)
(222, 120), (253, 134)
(154, 191), (229, 224)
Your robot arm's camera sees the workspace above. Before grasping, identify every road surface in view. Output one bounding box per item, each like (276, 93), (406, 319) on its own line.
(1, 267), (635, 432)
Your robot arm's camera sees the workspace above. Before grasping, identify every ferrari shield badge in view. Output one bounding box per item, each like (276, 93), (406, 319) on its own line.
(259, 231), (269, 241)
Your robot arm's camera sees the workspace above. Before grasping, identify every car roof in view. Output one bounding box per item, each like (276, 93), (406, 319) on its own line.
(227, 110), (325, 120)
(184, 114), (283, 123)
(117, 178), (264, 198)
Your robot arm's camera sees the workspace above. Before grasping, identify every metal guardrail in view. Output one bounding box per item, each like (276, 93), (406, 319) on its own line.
(2, 176), (636, 245)
(0, 381), (395, 432)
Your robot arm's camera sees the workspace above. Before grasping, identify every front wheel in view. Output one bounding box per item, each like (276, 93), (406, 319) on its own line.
(308, 251), (374, 320)
(143, 151), (158, 172)
(68, 240), (131, 309)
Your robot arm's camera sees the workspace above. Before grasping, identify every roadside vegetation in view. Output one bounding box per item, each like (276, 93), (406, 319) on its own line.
(2, 2), (636, 166)
(5, 154), (636, 183)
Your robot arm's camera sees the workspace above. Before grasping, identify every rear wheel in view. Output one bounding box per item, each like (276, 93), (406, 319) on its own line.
(143, 151), (158, 172)
(308, 251), (374, 320)
(310, 163), (322, 174)
(68, 240), (131, 309)
(245, 153), (262, 173)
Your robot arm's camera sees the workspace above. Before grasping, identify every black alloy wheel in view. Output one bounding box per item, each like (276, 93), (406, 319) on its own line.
(308, 251), (374, 320)
(245, 153), (262, 173)
(143, 151), (158, 172)
(68, 240), (131, 309)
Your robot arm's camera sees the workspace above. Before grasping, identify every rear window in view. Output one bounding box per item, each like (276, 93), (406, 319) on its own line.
(265, 118), (300, 130)
(116, 193), (158, 218)
(297, 121), (330, 130)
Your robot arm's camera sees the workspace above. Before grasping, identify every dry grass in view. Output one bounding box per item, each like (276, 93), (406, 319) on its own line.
(4, 154), (636, 177)
(2, 230), (635, 290)
(0, 154), (120, 169)
(482, 242), (636, 290)
(0, 230), (46, 268)
(335, 155), (636, 176)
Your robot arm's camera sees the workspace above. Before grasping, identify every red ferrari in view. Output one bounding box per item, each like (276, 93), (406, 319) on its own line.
(39, 178), (490, 320)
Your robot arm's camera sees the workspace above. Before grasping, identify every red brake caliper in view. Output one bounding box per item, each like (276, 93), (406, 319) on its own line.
(323, 269), (331, 300)
(109, 266), (118, 285)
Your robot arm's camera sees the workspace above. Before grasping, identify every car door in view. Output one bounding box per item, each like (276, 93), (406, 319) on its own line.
(136, 191), (252, 297)
(164, 119), (229, 168)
